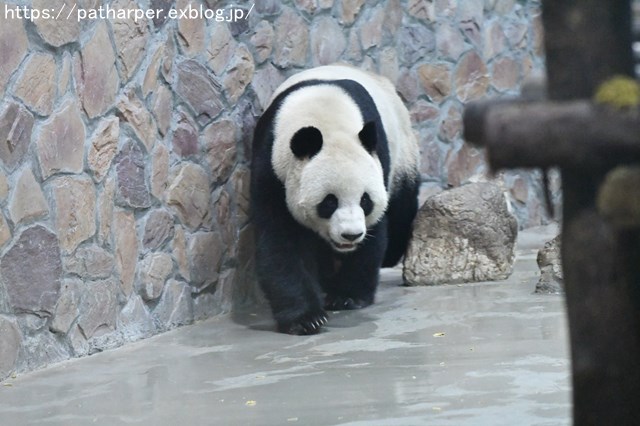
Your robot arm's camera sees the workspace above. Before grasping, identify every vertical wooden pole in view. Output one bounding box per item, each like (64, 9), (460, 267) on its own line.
(542, 1), (640, 424)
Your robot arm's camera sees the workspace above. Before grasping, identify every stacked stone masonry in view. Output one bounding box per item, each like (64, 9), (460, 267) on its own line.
(0, 0), (545, 379)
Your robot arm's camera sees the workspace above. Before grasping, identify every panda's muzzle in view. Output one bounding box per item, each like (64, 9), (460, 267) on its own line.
(331, 232), (364, 252)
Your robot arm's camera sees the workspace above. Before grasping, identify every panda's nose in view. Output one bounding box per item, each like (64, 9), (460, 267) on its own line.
(341, 232), (363, 242)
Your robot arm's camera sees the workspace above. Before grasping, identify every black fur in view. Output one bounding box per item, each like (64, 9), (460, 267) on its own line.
(358, 121), (377, 153)
(291, 126), (323, 159)
(250, 78), (417, 335)
(383, 175), (420, 267)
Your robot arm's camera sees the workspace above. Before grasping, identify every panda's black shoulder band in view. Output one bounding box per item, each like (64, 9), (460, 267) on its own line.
(358, 121), (377, 154)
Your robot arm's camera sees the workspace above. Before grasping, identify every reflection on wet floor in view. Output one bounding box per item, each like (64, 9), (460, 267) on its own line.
(0, 225), (570, 426)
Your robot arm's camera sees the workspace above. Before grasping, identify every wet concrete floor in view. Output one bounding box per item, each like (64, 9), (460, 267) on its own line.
(0, 225), (570, 425)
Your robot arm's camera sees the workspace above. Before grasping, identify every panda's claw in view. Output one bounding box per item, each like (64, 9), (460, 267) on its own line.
(325, 295), (372, 311)
(281, 310), (328, 335)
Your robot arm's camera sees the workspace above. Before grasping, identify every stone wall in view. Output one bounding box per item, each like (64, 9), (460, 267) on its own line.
(0, 0), (544, 379)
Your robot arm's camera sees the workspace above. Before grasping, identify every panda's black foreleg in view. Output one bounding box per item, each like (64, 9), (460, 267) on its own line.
(323, 219), (387, 311)
(255, 221), (328, 335)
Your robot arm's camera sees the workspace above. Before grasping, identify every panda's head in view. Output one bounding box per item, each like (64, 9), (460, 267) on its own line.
(275, 120), (388, 253)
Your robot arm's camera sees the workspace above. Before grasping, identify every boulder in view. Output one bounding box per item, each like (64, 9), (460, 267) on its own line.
(403, 182), (518, 286)
(535, 235), (564, 294)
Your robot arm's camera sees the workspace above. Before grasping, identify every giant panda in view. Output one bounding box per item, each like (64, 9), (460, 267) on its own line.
(250, 64), (420, 335)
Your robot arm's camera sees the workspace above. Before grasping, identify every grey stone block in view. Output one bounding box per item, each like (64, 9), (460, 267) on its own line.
(404, 182), (518, 286)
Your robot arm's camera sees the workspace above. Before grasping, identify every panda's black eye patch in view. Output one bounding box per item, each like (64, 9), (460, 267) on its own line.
(291, 126), (323, 159)
(361, 192), (374, 216)
(317, 194), (338, 219)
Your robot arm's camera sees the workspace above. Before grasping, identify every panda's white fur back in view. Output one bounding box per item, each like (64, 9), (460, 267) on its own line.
(271, 64), (420, 195)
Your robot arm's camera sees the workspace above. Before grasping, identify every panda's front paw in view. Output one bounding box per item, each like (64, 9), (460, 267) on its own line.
(278, 311), (329, 335)
(324, 295), (372, 311)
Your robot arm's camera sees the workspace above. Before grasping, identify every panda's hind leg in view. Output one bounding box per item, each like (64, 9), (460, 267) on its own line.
(382, 175), (420, 267)
(325, 294), (372, 310)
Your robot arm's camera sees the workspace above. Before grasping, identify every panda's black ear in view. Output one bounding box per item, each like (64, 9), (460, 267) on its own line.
(291, 126), (323, 159)
(358, 121), (377, 154)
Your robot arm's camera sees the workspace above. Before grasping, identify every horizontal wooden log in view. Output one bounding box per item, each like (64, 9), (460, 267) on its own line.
(463, 100), (640, 171)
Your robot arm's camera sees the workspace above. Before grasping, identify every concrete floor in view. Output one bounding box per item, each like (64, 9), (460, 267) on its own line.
(0, 225), (570, 426)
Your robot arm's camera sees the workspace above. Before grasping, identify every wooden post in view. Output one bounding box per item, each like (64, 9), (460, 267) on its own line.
(463, 1), (640, 423)
(542, 2), (640, 424)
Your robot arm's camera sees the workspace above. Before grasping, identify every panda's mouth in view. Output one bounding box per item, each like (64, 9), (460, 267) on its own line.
(331, 241), (358, 252)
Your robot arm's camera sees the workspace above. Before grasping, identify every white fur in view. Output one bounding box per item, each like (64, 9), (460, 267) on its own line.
(271, 64), (420, 195)
(269, 65), (418, 251)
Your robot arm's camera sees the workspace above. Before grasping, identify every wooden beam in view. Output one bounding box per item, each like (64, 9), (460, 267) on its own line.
(463, 100), (640, 171)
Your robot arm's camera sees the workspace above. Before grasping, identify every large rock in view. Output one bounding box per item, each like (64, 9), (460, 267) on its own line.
(0, 102), (34, 172)
(150, 144), (169, 200)
(118, 295), (156, 341)
(0, 1), (28, 95)
(50, 278), (83, 334)
(13, 53), (57, 116)
(77, 278), (118, 339)
(142, 45), (164, 97)
(153, 279), (194, 330)
(136, 252), (173, 301)
(397, 24), (436, 65)
(33, 0), (80, 47)
(9, 168), (49, 225)
(172, 109), (199, 157)
(166, 163), (211, 230)
(455, 50), (489, 102)
(113, 209), (138, 297)
(206, 23), (236, 75)
(36, 98), (85, 179)
(97, 177), (116, 247)
(251, 63), (285, 110)
(114, 140), (151, 209)
(143, 209), (174, 250)
(64, 245), (114, 280)
(273, 7), (309, 67)
(87, 117), (119, 182)
(311, 17), (346, 65)
(250, 21), (274, 64)
(1, 226), (63, 315)
(78, 22), (119, 118)
(151, 85), (172, 136)
(359, 6), (384, 49)
(403, 182), (518, 286)
(0, 213), (10, 249)
(339, 0), (365, 24)
(0, 316), (22, 379)
(188, 231), (224, 291)
(176, 0), (205, 56)
(535, 235), (564, 294)
(116, 89), (156, 152)
(110, 0), (149, 81)
(203, 119), (237, 184)
(50, 176), (97, 254)
(174, 59), (224, 126)
(222, 44), (255, 104)
(418, 63), (452, 102)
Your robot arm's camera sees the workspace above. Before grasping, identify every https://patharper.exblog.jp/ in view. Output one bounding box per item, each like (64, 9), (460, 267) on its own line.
(3, 2), (254, 23)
